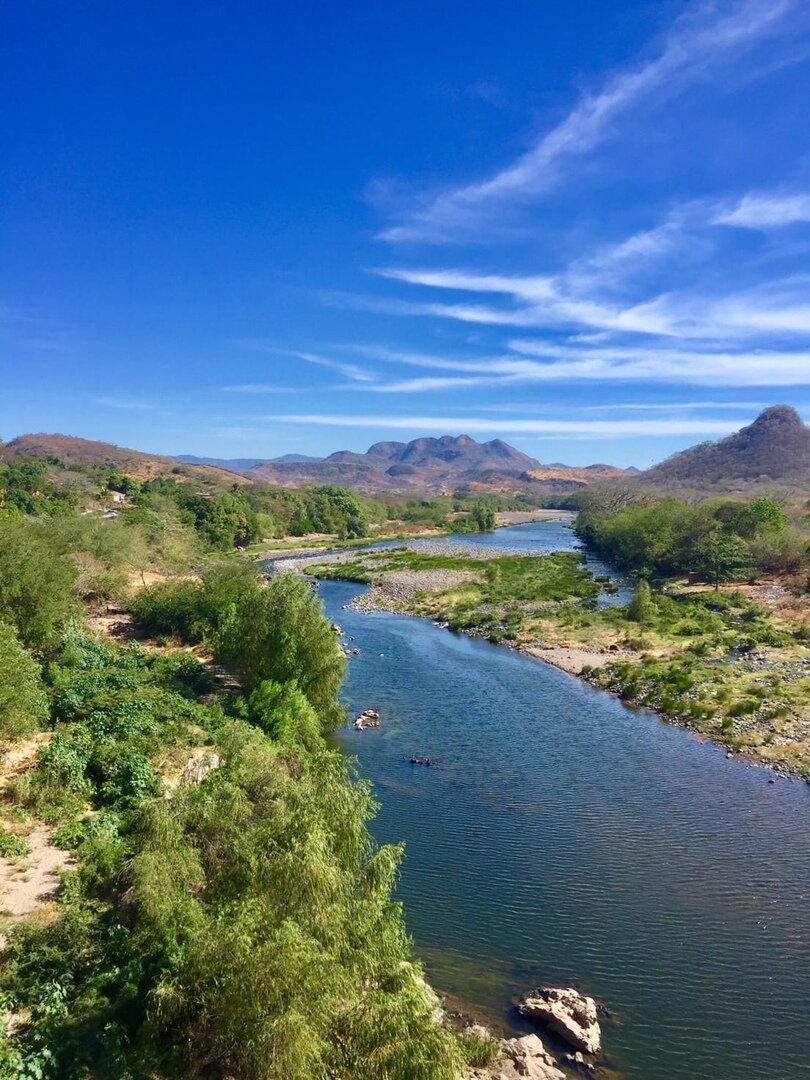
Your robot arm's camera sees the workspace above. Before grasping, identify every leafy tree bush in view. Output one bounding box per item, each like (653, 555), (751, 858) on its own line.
(576, 492), (805, 582)
(627, 580), (654, 624)
(127, 723), (460, 1080)
(216, 574), (344, 729)
(130, 578), (207, 641)
(0, 517), (79, 645)
(693, 533), (750, 589)
(0, 619), (48, 739)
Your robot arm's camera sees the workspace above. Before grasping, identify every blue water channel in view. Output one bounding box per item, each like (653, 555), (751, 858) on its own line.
(289, 521), (810, 1079)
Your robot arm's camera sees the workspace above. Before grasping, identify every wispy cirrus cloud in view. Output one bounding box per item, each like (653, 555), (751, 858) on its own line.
(381, 0), (799, 243)
(714, 190), (810, 229)
(370, 261), (810, 341)
(266, 412), (752, 438)
(316, 339), (810, 390)
(232, 342), (377, 384)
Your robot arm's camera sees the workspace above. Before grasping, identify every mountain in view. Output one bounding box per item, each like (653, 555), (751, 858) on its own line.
(1, 434), (249, 486)
(273, 453), (324, 463)
(175, 453), (322, 472)
(641, 406), (810, 492)
(246, 434), (631, 494)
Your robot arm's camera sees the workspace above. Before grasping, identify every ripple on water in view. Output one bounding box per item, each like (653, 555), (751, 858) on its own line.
(318, 556), (810, 1080)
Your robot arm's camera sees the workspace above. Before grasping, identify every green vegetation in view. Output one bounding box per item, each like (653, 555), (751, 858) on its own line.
(0, 517), (80, 647)
(313, 548), (598, 643)
(0, 825), (30, 858)
(0, 619), (48, 740)
(0, 533), (473, 1077)
(575, 489), (805, 582)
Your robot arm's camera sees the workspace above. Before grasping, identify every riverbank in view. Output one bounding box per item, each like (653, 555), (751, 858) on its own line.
(243, 510), (573, 562)
(320, 571), (810, 1080)
(286, 538), (810, 780)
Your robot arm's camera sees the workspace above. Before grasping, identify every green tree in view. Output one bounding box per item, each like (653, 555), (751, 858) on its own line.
(472, 505), (496, 531)
(693, 532), (750, 589)
(0, 517), (79, 645)
(216, 574), (344, 729)
(627, 579), (655, 624)
(0, 620), (48, 739)
(128, 724), (461, 1080)
(716, 496), (787, 539)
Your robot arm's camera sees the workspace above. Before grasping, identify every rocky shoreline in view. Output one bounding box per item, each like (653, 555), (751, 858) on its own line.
(266, 539), (640, 679)
(462, 986), (603, 1080)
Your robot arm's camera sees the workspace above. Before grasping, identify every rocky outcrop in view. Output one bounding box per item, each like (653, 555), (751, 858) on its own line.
(518, 988), (601, 1056)
(466, 1032), (566, 1080)
(179, 750), (221, 786)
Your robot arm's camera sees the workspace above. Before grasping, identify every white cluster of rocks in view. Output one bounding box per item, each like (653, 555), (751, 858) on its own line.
(179, 750), (221, 786)
(465, 987), (601, 1080)
(518, 987), (601, 1056)
(352, 709), (380, 730)
(466, 1032), (566, 1080)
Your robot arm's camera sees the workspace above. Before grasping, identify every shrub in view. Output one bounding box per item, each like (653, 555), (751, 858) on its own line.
(0, 826), (30, 858)
(216, 574), (345, 730)
(0, 619), (48, 740)
(0, 517), (79, 646)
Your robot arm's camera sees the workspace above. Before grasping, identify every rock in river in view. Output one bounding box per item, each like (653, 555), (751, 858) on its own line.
(517, 987), (601, 1056)
(466, 1033), (565, 1080)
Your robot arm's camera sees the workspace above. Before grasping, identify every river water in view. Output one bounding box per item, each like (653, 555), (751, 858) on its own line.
(303, 521), (810, 1080)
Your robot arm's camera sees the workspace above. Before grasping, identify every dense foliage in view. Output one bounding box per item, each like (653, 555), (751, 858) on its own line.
(0, 517), (80, 646)
(0, 619), (48, 739)
(0, 567), (466, 1077)
(575, 490), (804, 582)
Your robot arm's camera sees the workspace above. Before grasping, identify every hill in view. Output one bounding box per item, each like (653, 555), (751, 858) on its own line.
(640, 406), (810, 493)
(245, 434), (631, 494)
(1, 434), (249, 487)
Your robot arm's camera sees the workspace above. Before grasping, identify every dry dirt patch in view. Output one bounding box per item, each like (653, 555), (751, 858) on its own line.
(0, 827), (75, 920)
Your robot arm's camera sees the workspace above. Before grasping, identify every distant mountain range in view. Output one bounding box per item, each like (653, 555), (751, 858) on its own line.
(175, 453), (323, 470)
(640, 406), (810, 493)
(5, 407), (809, 498)
(242, 434), (632, 494)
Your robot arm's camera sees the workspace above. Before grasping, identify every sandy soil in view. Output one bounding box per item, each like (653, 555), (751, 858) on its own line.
(524, 646), (636, 675)
(0, 827), (75, 919)
(494, 509), (574, 525)
(0, 734), (51, 791)
(0, 736), (75, 927)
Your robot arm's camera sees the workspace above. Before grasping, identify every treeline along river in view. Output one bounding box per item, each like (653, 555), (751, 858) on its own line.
(277, 521), (810, 1080)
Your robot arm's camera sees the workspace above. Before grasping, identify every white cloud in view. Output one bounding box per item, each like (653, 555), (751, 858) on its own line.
(325, 340), (810, 390)
(715, 191), (810, 229)
(233, 342), (377, 383)
(584, 400), (767, 412)
(382, 0), (797, 243)
(267, 412), (749, 437)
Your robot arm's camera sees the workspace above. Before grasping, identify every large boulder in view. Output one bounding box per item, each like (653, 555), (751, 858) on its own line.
(517, 987), (601, 1056)
(466, 1032), (565, 1080)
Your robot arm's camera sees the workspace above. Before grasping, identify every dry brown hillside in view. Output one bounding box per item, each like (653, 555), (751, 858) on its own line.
(2, 434), (249, 486)
(639, 406), (810, 497)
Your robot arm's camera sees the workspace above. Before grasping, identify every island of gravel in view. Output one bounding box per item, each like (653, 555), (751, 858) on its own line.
(269, 539), (810, 780)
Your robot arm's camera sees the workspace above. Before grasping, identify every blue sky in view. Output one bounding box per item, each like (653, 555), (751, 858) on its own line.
(3, 0), (810, 467)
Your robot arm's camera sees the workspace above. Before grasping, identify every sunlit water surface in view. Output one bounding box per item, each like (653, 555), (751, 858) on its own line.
(292, 522), (810, 1079)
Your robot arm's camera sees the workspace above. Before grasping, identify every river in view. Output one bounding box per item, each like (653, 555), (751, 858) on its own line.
(292, 521), (810, 1079)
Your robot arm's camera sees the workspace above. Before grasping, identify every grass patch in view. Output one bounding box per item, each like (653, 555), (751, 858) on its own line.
(0, 826), (30, 859)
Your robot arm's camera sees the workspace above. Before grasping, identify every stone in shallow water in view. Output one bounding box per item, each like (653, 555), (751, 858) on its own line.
(466, 1032), (565, 1080)
(518, 987), (601, 1056)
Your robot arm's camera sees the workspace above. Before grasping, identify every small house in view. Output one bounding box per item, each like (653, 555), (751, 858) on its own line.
(109, 490), (127, 505)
